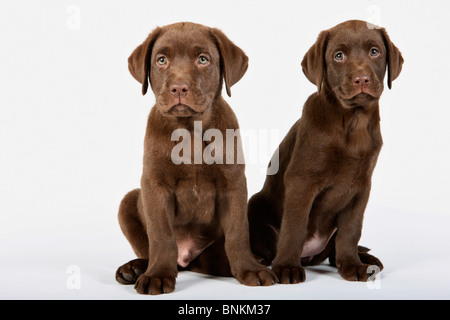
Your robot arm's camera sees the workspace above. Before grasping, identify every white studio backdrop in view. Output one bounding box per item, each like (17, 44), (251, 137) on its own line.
(1, 0), (449, 299)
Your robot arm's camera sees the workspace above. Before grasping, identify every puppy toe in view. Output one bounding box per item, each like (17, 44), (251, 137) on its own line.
(257, 269), (278, 286)
(134, 274), (176, 295)
(273, 265), (306, 284)
(339, 263), (373, 282)
(115, 258), (148, 285)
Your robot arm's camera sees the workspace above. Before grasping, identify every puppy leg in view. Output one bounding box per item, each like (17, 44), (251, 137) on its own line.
(272, 181), (317, 284)
(134, 180), (178, 295)
(329, 245), (383, 269)
(248, 192), (279, 266)
(304, 235), (383, 271)
(218, 184), (278, 286)
(117, 189), (149, 258)
(357, 247), (384, 271)
(334, 188), (383, 281)
(116, 189), (149, 285)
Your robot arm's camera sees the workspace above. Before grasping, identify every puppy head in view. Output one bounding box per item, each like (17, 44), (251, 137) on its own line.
(302, 20), (403, 109)
(128, 22), (248, 118)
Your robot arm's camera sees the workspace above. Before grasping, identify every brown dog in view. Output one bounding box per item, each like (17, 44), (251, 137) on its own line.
(248, 20), (403, 283)
(115, 22), (277, 295)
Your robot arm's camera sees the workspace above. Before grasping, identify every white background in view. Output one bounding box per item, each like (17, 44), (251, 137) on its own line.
(1, 0), (449, 299)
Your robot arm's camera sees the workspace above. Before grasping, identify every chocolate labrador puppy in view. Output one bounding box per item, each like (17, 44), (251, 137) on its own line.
(248, 20), (403, 283)
(115, 22), (277, 295)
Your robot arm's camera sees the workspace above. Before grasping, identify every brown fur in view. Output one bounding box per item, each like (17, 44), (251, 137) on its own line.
(248, 20), (403, 283)
(115, 22), (277, 295)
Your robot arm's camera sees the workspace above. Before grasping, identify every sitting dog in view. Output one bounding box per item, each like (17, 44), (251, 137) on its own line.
(248, 20), (403, 283)
(115, 22), (277, 295)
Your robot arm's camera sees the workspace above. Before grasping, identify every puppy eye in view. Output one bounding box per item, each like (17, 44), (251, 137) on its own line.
(334, 51), (344, 61)
(197, 55), (209, 65)
(157, 56), (167, 66)
(370, 48), (380, 57)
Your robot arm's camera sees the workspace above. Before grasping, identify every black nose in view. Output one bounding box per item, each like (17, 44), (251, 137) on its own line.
(170, 83), (189, 97)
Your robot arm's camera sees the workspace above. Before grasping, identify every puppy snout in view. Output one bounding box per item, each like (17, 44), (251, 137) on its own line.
(170, 82), (190, 97)
(353, 75), (371, 90)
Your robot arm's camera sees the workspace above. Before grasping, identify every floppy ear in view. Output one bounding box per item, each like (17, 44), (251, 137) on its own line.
(128, 27), (162, 95)
(301, 31), (329, 94)
(379, 28), (404, 89)
(210, 28), (249, 97)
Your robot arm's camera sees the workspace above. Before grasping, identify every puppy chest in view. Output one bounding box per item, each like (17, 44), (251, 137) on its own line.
(324, 144), (377, 183)
(174, 178), (216, 223)
(312, 183), (358, 215)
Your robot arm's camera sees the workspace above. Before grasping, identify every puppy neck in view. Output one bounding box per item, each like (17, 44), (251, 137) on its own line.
(151, 96), (226, 133)
(306, 91), (382, 157)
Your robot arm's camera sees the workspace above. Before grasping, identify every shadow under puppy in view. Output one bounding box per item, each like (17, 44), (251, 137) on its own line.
(115, 22), (277, 295)
(248, 20), (403, 283)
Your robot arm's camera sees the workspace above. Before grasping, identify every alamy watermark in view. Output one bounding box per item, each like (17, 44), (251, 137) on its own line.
(366, 3), (382, 29)
(366, 265), (382, 289)
(66, 265), (81, 290)
(66, 5), (81, 30)
(171, 121), (280, 175)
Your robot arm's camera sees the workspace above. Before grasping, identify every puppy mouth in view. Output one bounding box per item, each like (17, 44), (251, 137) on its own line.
(339, 91), (379, 108)
(350, 92), (375, 101)
(166, 104), (201, 117)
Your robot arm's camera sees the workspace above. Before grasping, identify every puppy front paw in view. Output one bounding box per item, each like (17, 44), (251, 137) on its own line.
(234, 264), (278, 286)
(134, 273), (176, 295)
(272, 264), (306, 284)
